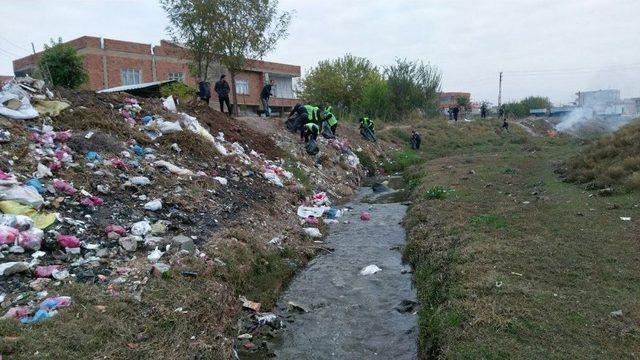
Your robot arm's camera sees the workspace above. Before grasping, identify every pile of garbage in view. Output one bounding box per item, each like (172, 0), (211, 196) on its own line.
(0, 88), (313, 323)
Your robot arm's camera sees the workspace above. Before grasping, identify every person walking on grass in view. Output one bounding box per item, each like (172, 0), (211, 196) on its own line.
(501, 117), (509, 132)
(411, 130), (422, 150)
(214, 74), (232, 115)
(260, 79), (274, 117)
(452, 105), (460, 122)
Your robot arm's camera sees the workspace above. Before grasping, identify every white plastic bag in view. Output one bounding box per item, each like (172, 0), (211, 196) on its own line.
(144, 199), (162, 211)
(131, 220), (151, 236)
(0, 185), (44, 208)
(163, 95), (177, 113)
(360, 264), (381, 275)
(303, 228), (322, 238)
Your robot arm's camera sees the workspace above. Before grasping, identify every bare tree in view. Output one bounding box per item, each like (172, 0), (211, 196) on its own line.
(162, 0), (292, 116)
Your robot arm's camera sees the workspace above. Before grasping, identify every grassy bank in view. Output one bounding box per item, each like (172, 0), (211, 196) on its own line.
(400, 120), (640, 358)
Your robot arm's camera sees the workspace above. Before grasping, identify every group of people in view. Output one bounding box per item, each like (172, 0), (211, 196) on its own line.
(285, 103), (378, 154)
(198, 75), (233, 115)
(199, 75), (277, 117)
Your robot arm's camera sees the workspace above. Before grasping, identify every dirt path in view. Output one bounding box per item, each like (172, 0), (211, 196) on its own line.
(270, 188), (417, 359)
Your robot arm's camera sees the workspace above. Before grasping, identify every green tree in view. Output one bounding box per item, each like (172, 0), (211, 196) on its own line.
(356, 76), (391, 119)
(163, 0), (292, 116)
(385, 58), (441, 118)
(299, 54), (382, 111)
(161, 0), (217, 81)
(504, 96), (552, 118)
(38, 38), (88, 89)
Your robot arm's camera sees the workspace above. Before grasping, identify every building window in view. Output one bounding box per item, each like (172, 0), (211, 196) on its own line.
(168, 72), (184, 82)
(270, 76), (295, 99)
(121, 69), (141, 86)
(236, 79), (249, 95)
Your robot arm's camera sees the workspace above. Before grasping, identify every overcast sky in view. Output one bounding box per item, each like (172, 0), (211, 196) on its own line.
(1, 0), (638, 104)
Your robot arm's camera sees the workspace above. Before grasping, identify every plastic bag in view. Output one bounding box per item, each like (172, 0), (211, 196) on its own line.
(360, 264), (381, 275)
(0, 225), (19, 245)
(0, 185), (44, 208)
(264, 171), (284, 187)
(0, 214), (33, 230)
(153, 160), (194, 176)
(303, 228), (322, 238)
(52, 179), (77, 195)
(163, 95), (177, 112)
(312, 192), (330, 206)
(296, 206), (328, 218)
(26, 178), (46, 194)
(18, 228), (43, 250)
(105, 224), (126, 236)
(57, 234), (80, 248)
(35, 265), (63, 278)
(80, 196), (104, 207)
(0, 201), (56, 229)
(144, 199), (162, 211)
(131, 220), (151, 236)
(360, 211), (371, 221)
(0, 82), (39, 120)
(305, 139), (320, 155)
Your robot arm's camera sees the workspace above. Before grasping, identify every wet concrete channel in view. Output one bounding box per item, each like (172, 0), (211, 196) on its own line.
(258, 181), (418, 359)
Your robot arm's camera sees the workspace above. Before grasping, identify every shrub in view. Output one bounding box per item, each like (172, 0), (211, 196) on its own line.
(160, 82), (197, 103)
(425, 186), (453, 200)
(38, 38), (88, 89)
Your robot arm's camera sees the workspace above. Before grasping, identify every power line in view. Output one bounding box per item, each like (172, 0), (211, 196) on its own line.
(0, 35), (30, 53)
(0, 47), (19, 58)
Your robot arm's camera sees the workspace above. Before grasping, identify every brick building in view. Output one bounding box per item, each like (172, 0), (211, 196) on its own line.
(438, 91), (471, 110)
(12, 36), (300, 114)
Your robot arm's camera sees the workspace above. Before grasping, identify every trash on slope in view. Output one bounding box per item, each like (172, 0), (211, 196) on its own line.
(303, 228), (322, 238)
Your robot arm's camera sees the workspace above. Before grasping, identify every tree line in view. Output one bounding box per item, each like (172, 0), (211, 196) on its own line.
(298, 55), (442, 121)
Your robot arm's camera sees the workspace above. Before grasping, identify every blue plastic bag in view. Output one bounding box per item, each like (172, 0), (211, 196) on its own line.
(142, 115), (153, 125)
(131, 145), (145, 156)
(86, 151), (101, 161)
(26, 178), (46, 194)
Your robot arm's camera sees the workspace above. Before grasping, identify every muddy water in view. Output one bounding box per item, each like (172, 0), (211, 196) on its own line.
(271, 187), (417, 359)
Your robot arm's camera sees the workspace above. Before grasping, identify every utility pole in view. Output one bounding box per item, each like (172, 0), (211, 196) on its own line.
(498, 71), (503, 108)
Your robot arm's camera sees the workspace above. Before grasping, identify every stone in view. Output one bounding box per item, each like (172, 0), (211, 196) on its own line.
(119, 236), (139, 252)
(172, 235), (194, 253)
(144, 236), (165, 249)
(395, 299), (419, 313)
(152, 262), (171, 277)
(95, 248), (110, 258)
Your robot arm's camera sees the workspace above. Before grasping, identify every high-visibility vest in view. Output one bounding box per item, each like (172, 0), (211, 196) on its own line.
(304, 122), (319, 133)
(361, 117), (374, 128)
(303, 105), (319, 122)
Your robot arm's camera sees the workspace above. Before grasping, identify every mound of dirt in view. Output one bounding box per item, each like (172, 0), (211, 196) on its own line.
(183, 100), (286, 159)
(560, 119), (640, 191)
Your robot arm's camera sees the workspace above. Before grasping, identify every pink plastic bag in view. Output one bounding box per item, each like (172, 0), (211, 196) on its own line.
(57, 234), (80, 248)
(80, 196), (104, 207)
(0, 225), (20, 245)
(49, 160), (62, 172)
(305, 216), (319, 225)
(54, 131), (72, 142)
(18, 228), (44, 250)
(53, 179), (77, 195)
(105, 224), (126, 236)
(110, 158), (128, 170)
(35, 265), (63, 278)
(3, 306), (32, 320)
(360, 211), (371, 221)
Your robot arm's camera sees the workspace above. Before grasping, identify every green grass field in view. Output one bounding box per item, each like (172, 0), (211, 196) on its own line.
(399, 119), (640, 358)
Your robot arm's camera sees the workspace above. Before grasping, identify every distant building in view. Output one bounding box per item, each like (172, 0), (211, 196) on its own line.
(529, 108), (548, 117)
(0, 75), (13, 84)
(12, 36), (300, 114)
(438, 92), (471, 110)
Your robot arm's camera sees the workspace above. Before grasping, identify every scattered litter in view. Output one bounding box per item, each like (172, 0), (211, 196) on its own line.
(312, 192), (330, 206)
(360, 264), (381, 275)
(0, 261), (29, 276)
(214, 177), (228, 185)
(620, 217), (631, 221)
(57, 234), (80, 249)
(144, 199), (162, 211)
(360, 211), (371, 221)
(154, 160), (195, 176)
(131, 220), (152, 236)
(303, 228), (322, 238)
(240, 296), (261, 312)
(147, 247), (164, 263)
(297, 206), (328, 218)
(610, 309), (623, 317)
